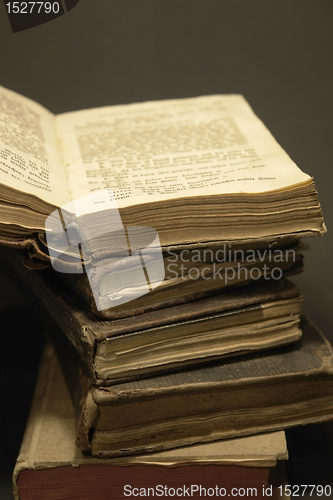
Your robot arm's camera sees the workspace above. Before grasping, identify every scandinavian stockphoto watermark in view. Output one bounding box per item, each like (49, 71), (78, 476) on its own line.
(164, 244), (297, 284)
(45, 189), (165, 311)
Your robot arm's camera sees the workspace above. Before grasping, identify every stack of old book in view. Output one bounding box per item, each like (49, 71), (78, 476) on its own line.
(12, 342), (290, 500)
(0, 86), (332, 498)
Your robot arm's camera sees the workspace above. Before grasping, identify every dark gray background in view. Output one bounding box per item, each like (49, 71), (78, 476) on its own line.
(0, 1), (332, 498)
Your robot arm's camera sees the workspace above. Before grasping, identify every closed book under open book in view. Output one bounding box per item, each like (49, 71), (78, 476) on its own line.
(13, 343), (288, 500)
(51, 316), (333, 458)
(0, 247), (303, 385)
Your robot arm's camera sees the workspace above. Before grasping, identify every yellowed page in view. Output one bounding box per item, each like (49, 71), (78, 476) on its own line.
(55, 95), (310, 209)
(0, 85), (70, 208)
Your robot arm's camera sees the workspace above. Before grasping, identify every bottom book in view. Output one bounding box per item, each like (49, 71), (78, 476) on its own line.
(13, 344), (288, 500)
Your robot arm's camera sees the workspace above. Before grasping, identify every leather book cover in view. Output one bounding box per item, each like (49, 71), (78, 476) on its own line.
(13, 343), (288, 500)
(0, 246), (302, 385)
(53, 238), (303, 320)
(12, 234), (303, 320)
(71, 316), (333, 457)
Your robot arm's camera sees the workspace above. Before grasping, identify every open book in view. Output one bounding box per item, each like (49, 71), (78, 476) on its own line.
(0, 85), (325, 252)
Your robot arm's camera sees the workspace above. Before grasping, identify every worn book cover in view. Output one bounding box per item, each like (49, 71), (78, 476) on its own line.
(0, 246), (303, 385)
(52, 238), (304, 319)
(13, 343), (288, 500)
(67, 316), (333, 457)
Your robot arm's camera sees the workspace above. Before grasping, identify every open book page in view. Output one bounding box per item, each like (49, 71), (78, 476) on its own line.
(55, 95), (310, 209)
(0, 85), (70, 209)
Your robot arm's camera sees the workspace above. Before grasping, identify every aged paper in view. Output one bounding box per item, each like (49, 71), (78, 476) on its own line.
(56, 95), (310, 208)
(0, 85), (69, 208)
